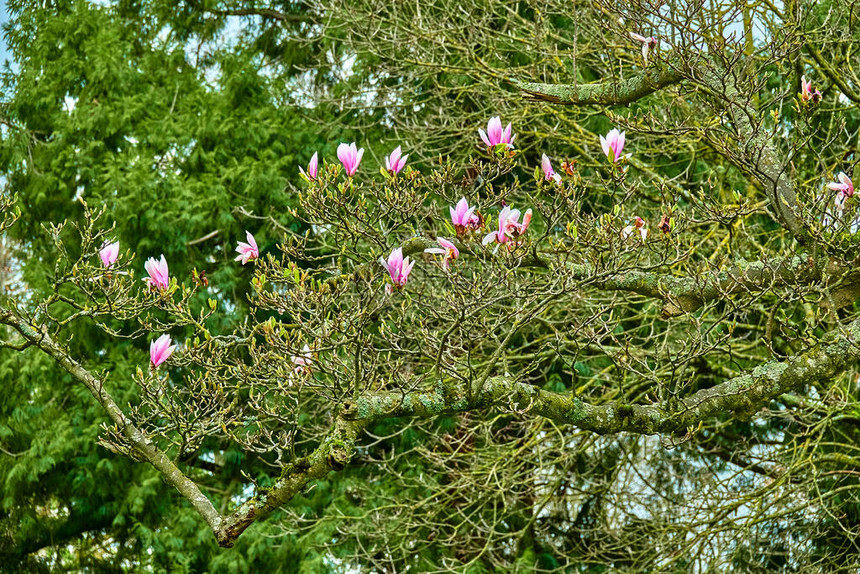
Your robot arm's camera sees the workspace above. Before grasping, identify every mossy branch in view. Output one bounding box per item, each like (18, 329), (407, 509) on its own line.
(343, 316), (860, 435)
(513, 67), (683, 106)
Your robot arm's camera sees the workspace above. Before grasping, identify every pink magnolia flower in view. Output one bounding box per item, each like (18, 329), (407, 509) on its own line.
(235, 231), (259, 265)
(824, 190), (856, 231)
(292, 344), (313, 374)
(828, 172), (854, 198)
(379, 247), (415, 294)
(600, 129), (628, 163)
(424, 237), (459, 270)
(150, 334), (175, 369)
(385, 146), (408, 175)
(622, 216), (648, 241)
(450, 196), (481, 234)
(800, 76), (822, 104)
(143, 255), (170, 291)
(630, 32), (657, 66)
(337, 142), (364, 176)
(299, 152), (318, 181)
(833, 192), (848, 219)
(482, 205), (533, 246)
(99, 241), (119, 269)
(541, 154), (562, 183)
(479, 116), (515, 149)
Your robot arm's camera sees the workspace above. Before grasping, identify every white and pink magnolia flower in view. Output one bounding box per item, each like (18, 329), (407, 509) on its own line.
(385, 146), (408, 175)
(479, 116), (515, 149)
(235, 231), (259, 265)
(450, 196), (481, 234)
(482, 205), (533, 246)
(424, 237), (460, 270)
(541, 154), (562, 183)
(379, 247), (415, 294)
(143, 255), (170, 291)
(824, 191), (849, 229)
(299, 152), (318, 181)
(629, 32), (657, 66)
(99, 241), (119, 269)
(828, 172), (854, 198)
(150, 334), (175, 369)
(622, 216), (648, 241)
(337, 142), (364, 176)
(800, 75), (822, 104)
(835, 191), (848, 215)
(292, 344), (313, 374)
(600, 128), (628, 164)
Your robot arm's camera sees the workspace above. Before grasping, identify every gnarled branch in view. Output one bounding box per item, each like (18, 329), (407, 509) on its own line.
(0, 309), (224, 537)
(514, 67), (684, 106)
(343, 316), (860, 435)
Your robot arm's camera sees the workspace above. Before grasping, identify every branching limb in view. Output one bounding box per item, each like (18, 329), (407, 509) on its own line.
(342, 315), (860, 435)
(0, 304), (368, 548)
(576, 252), (835, 318)
(514, 60), (810, 245)
(214, 418), (365, 546)
(0, 308), (224, 536)
(514, 66), (684, 106)
(339, 234), (851, 318)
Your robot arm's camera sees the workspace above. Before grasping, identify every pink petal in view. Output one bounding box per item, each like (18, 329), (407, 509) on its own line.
(600, 135), (610, 158)
(437, 237), (456, 250)
(309, 152), (318, 178)
(379, 256), (390, 273)
(520, 209), (532, 234)
(487, 117), (502, 145)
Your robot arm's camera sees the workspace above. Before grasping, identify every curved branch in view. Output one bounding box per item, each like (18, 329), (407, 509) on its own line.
(342, 316), (860, 435)
(0, 309), (224, 535)
(5, 284), (858, 548)
(214, 418), (364, 546)
(578, 252), (837, 318)
(333, 236), (850, 318)
(513, 67), (684, 106)
(0, 306), (366, 549)
(515, 62), (810, 245)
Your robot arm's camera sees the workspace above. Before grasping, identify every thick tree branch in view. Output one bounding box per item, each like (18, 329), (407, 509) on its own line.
(336, 235), (852, 317)
(721, 91), (809, 245)
(214, 418), (364, 546)
(575, 252), (842, 318)
(342, 316), (860, 434)
(4, 262), (858, 548)
(0, 306), (368, 548)
(514, 67), (684, 106)
(515, 63), (810, 245)
(0, 308), (224, 536)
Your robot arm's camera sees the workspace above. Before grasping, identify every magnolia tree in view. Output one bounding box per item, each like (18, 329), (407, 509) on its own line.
(4, 1), (860, 570)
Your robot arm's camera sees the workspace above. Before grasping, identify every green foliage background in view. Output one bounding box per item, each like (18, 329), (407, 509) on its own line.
(0, 1), (365, 571)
